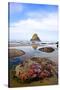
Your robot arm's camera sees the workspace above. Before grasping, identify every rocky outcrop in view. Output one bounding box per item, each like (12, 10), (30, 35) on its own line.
(30, 33), (41, 41)
(39, 47), (54, 53)
(15, 57), (57, 83)
(56, 41), (58, 48)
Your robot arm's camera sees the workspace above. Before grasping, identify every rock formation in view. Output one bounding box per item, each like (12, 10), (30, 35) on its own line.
(8, 49), (25, 58)
(15, 57), (57, 83)
(30, 33), (41, 41)
(39, 47), (54, 53)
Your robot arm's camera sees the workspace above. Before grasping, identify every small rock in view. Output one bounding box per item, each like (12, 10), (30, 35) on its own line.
(39, 47), (54, 53)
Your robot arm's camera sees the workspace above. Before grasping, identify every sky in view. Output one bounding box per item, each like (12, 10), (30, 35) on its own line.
(9, 2), (58, 41)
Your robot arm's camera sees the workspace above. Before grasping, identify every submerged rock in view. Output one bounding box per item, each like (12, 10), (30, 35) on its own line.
(8, 49), (25, 58)
(15, 57), (57, 82)
(39, 47), (54, 53)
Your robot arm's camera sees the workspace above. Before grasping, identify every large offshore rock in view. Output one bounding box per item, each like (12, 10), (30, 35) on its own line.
(30, 33), (41, 41)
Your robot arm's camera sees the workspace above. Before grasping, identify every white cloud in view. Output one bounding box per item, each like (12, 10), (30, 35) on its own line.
(10, 12), (58, 41)
(10, 12), (58, 31)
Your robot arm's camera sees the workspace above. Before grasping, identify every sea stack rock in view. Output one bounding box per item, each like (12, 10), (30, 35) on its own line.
(30, 33), (41, 41)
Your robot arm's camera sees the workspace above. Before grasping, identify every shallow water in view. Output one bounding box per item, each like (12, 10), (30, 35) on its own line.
(9, 43), (58, 66)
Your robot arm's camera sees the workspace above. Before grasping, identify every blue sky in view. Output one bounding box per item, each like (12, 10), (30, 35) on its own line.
(9, 2), (58, 41)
